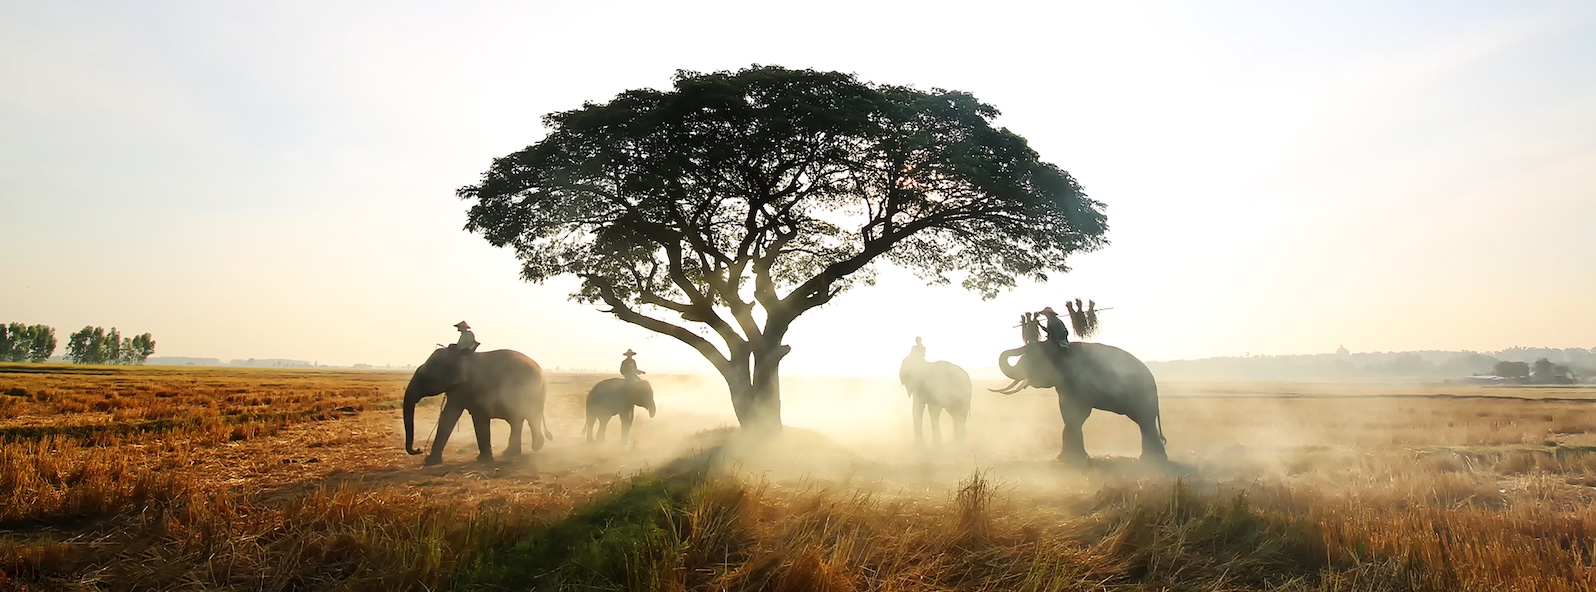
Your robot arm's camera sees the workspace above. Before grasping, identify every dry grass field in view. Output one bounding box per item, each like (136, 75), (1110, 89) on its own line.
(3, 362), (1596, 591)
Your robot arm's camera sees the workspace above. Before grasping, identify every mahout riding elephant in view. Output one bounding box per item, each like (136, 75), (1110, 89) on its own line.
(993, 337), (1166, 464)
(403, 346), (553, 465)
(899, 338), (972, 446)
(583, 378), (656, 444)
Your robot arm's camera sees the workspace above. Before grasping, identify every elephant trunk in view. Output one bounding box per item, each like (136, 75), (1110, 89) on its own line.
(997, 346), (1027, 381)
(633, 381), (657, 418)
(402, 382), (424, 456)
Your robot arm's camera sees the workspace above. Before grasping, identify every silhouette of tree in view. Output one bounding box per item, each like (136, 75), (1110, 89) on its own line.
(1493, 360), (1530, 378)
(66, 326), (94, 364)
(129, 333), (156, 364)
(1, 323), (23, 362)
(1531, 357), (1571, 383)
(100, 328), (119, 364)
(1, 323), (57, 363)
(64, 326), (154, 365)
(3, 323), (26, 362)
(26, 325), (55, 362)
(460, 66), (1108, 432)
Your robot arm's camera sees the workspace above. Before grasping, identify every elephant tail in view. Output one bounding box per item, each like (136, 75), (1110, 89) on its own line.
(1155, 406), (1167, 445)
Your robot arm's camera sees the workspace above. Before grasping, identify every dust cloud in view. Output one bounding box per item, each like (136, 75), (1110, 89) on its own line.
(400, 367), (1594, 498)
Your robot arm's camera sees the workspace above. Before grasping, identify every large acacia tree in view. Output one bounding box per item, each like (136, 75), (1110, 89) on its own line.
(460, 66), (1108, 432)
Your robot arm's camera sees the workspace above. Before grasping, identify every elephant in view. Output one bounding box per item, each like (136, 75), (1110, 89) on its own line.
(403, 346), (553, 466)
(993, 340), (1167, 464)
(899, 338), (972, 446)
(583, 378), (656, 444)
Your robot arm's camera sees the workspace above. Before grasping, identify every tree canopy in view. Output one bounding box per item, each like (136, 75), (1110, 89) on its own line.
(459, 66), (1108, 431)
(65, 326), (155, 365)
(1, 323), (56, 363)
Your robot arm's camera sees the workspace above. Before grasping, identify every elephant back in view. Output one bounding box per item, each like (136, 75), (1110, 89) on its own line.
(906, 359), (972, 401)
(1056, 343), (1156, 398)
(472, 349), (546, 384)
(931, 360), (972, 391)
(587, 376), (646, 398)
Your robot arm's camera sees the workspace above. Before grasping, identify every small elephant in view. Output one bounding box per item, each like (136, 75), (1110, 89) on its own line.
(899, 338), (972, 446)
(584, 378), (656, 444)
(402, 347), (553, 466)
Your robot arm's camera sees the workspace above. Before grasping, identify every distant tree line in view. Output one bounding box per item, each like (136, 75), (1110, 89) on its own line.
(64, 326), (156, 365)
(0, 323), (58, 362)
(1491, 358), (1579, 384)
(1150, 347), (1595, 382)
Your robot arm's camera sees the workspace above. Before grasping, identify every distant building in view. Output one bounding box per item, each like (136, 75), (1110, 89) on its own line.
(1336, 345), (1349, 356)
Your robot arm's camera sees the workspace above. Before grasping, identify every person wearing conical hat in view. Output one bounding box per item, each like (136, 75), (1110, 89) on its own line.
(620, 349), (645, 381)
(1037, 307), (1069, 352)
(454, 321), (479, 353)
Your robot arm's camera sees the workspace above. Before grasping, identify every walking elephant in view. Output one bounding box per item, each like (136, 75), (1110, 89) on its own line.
(900, 338), (972, 446)
(584, 378), (656, 444)
(992, 340), (1166, 464)
(402, 346), (553, 466)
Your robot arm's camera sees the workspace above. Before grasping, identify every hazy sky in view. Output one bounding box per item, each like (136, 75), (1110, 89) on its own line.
(3, 0), (1593, 375)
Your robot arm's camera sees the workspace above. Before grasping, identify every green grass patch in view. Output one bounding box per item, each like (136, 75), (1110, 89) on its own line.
(459, 448), (718, 590)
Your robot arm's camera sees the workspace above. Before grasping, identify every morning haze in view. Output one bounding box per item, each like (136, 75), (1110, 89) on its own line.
(9, 2), (1596, 590)
(2, 1), (1592, 376)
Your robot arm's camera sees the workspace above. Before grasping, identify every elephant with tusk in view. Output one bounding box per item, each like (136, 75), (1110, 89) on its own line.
(993, 317), (1166, 465)
(402, 346), (553, 466)
(583, 377), (656, 444)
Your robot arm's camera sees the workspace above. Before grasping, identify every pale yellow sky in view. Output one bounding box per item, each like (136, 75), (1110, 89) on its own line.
(2, 1), (1593, 376)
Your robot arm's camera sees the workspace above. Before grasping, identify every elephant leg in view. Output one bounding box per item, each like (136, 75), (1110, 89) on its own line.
(596, 416), (609, 442)
(506, 416), (524, 456)
(1136, 412), (1169, 464)
(1058, 396), (1091, 466)
(529, 398), (547, 451)
(584, 414), (596, 442)
(928, 405), (944, 446)
(426, 402), (467, 466)
(620, 409), (634, 444)
(470, 411), (494, 463)
(529, 411), (549, 449)
(912, 395), (926, 446)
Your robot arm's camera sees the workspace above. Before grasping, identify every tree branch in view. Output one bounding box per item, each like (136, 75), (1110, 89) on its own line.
(777, 205), (977, 319)
(580, 274), (732, 374)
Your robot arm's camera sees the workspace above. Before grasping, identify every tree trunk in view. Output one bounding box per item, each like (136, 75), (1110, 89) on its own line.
(725, 343), (789, 435)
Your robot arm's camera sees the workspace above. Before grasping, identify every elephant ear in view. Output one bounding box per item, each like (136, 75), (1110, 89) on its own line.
(425, 348), (470, 388)
(451, 360), (468, 387)
(1022, 343), (1066, 388)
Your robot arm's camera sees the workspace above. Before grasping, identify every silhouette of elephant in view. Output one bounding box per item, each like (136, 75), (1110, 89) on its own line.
(584, 378), (656, 444)
(403, 346), (552, 466)
(993, 339), (1166, 464)
(899, 337), (972, 445)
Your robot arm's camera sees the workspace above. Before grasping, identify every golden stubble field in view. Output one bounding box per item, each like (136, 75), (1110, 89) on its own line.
(3, 362), (1596, 591)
